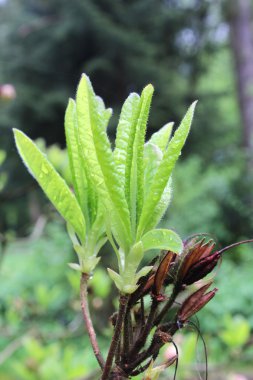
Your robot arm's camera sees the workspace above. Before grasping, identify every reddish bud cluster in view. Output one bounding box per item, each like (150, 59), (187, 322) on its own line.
(112, 237), (252, 378)
(176, 238), (218, 285)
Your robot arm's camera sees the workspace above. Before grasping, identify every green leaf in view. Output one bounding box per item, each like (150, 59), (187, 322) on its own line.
(125, 241), (144, 278)
(107, 268), (123, 291)
(87, 202), (107, 255)
(114, 92), (141, 197)
(114, 85), (154, 236)
(76, 74), (131, 250)
(130, 84), (154, 231)
(68, 263), (82, 272)
(141, 228), (183, 253)
(149, 177), (173, 229)
(95, 95), (112, 129)
(148, 122), (174, 152)
(143, 143), (163, 200)
(137, 101), (197, 238)
(65, 99), (88, 218)
(13, 129), (86, 242)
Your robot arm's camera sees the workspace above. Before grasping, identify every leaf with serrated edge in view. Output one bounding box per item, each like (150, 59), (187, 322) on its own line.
(147, 177), (173, 231)
(114, 93), (140, 199)
(143, 143), (163, 200)
(130, 84), (154, 232)
(14, 129), (86, 242)
(148, 122), (174, 152)
(65, 99), (88, 217)
(95, 95), (112, 129)
(137, 101), (197, 238)
(141, 229), (183, 253)
(76, 75), (131, 250)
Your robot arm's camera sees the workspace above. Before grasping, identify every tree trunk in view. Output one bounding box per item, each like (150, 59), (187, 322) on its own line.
(229, 0), (253, 168)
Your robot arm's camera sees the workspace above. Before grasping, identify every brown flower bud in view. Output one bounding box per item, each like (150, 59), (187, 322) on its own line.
(177, 282), (217, 323)
(153, 251), (176, 297)
(183, 251), (221, 285)
(174, 238), (218, 288)
(179, 239), (216, 280)
(142, 273), (155, 294)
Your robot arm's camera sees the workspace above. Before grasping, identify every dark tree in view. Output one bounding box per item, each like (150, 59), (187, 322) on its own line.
(229, 0), (253, 169)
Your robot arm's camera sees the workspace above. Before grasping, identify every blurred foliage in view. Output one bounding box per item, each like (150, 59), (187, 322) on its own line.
(0, 222), (111, 379)
(167, 153), (245, 241)
(0, 150), (8, 191)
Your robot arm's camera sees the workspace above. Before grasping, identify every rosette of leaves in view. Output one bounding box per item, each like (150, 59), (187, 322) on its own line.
(14, 74), (196, 294)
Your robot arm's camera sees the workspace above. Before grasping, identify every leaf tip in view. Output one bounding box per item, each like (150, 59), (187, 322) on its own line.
(190, 100), (198, 112)
(81, 72), (89, 81)
(13, 128), (26, 149)
(13, 127), (21, 138)
(68, 97), (75, 106)
(143, 83), (154, 96)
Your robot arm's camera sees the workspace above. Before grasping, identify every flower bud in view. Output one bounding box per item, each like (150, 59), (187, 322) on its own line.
(183, 251), (220, 285)
(175, 238), (218, 287)
(153, 251), (176, 297)
(177, 282), (217, 323)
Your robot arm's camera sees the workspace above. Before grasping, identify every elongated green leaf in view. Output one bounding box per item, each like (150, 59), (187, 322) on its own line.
(137, 101), (197, 238)
(87, 201), (106, 251)
(76, 74), (131, 250)
(65, 99), (97, 227)
(148, 122), (174, 152)
(141, 228), (183, 253)
(114, 93), (141, 195)
(95, 95), (113, 129)
(65, 99), (88, 218)
(143, 143), (163, 200)
(14, 129), (86, 242)
(130, 84), (154, 232)
(148, 177), (173, 230)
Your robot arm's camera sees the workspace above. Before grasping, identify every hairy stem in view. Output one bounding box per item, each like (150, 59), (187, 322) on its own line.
(101, 294), (129, 380)
(80, 272), (105, 370)
(122, 311), (132, 356)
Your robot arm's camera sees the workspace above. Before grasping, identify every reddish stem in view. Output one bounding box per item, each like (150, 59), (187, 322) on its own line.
(80, 272), (105, 370)
(101, 294), (129, 380)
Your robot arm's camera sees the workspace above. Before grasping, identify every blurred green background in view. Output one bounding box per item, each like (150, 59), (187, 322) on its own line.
(0, 0), (253, 379)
